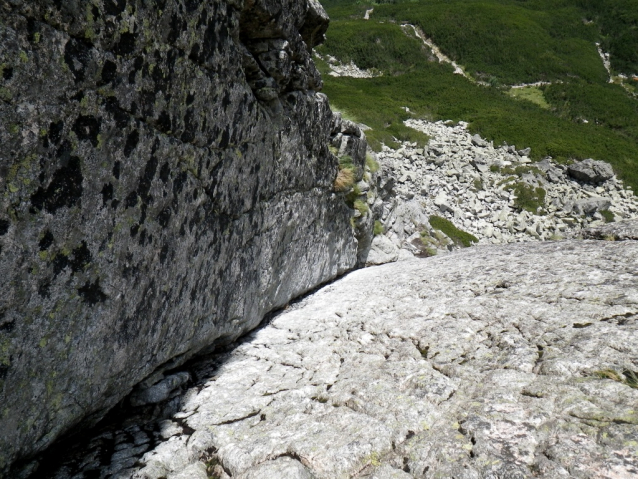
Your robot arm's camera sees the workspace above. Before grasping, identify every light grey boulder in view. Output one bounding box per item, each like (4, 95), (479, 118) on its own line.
(470, 156), (490, 173)
(471, 134), (488, 148)
(434, 193), (454, 213)
(388, 200), (429, 239)
(571, 197), (612, 215)
(366, 235), (400, 265)
(517, 147), (532, 157)
(568, 159), (614, 184)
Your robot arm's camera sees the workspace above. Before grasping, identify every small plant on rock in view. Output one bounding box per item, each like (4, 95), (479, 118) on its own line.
(354, 199), (369, 215)
(506, 181), (546, 214)
(334, 168), (355, 191)
(373, 220), (384, 236)
(601, 210), (615, 223)
(429, 215), (478, 247)
(334, 155), (356, 192)
(593, 369), (638, 389)
(366, 152), (380, 173)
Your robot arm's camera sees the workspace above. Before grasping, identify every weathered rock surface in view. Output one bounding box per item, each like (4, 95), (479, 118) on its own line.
(583, 218), (638, 241)
(0, 0), (363, 474)
(39, 240), (638, 478)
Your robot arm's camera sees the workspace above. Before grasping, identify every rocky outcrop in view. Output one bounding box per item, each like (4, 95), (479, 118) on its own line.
(328, 114), (378, 266)
(583, 218), (638, 241)
(0, 0), (362, 474)
(39, 240), (638, 478)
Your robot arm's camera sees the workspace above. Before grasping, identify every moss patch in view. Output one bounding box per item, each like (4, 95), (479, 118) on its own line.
(428, 215), (478, 247)
(507, 86), (550, 109)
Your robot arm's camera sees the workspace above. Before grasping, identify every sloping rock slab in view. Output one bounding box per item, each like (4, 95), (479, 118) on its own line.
(583, 218), (638, 241)
(43, 240), (638, 479)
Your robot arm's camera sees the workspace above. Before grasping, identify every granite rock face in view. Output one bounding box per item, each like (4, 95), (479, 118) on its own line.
(42, 240), (638, 479)
(0, 0), (361, 473)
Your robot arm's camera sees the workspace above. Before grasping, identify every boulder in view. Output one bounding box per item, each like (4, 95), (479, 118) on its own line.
(583, 218), (638, 241)
(568, 159), (614, 184)
(434, 193), (454, 213)
(471, 134), (488, 148)
(571, 197), (612, 215)
(365, 235), (400, 265)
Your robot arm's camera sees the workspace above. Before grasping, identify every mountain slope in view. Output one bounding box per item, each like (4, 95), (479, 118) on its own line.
(317, 0), (638, 190)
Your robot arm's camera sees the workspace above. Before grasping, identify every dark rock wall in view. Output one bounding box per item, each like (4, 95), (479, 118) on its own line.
(0, 0), (358, 473)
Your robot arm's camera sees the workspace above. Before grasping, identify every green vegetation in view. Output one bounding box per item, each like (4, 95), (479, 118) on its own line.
(373, 220), (384, 235)
(354, 198), (370, 215)
(321, 0), (607, 84)
(428, 215), (478, 247)
(317, 0), (638, 191)
(365, 153), (380, 173)
(507, 86), (550, 109)
(334, 155), (356, 191)
(601, 210), (615, 223)
(578, 0), (638, 74)
(544, 81), (638, 140)
(594, 369), (638, 389)
(508, 182), (547, 214)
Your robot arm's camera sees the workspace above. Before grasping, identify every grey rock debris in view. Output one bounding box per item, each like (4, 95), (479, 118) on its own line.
(40, 240), (638, 479)
(568, 158), (615, 185)
(366, 119), (638, 263)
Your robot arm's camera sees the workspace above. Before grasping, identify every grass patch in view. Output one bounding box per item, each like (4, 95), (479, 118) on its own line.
(366, 153), (380, 173)
(601, 210), (615, 223)
(504, 182), (547, 213)
(334, 168), (355, 192)
(428, 215), (478, 247)
(374, 220), (384, 236)
(354, 198), (369, 215)
(508, 86), (550, 109)
(334, 155), (357, 192)
(594, 369), (638, 389)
